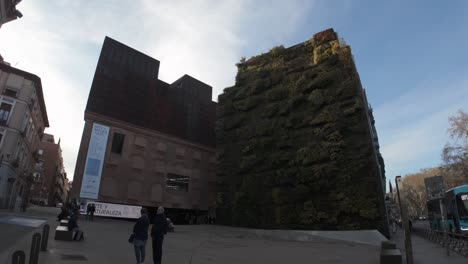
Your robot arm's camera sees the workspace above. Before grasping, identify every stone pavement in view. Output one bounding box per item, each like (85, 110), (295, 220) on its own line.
(390, 227), (467, 264)
(5, 207), (467, 263)
(0, 206), (383, 264)
(40, 218), (381, 264)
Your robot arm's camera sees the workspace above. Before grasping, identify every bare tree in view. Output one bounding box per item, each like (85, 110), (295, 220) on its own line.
(402, 167), (441, 218)
(441, 110), (468, 185)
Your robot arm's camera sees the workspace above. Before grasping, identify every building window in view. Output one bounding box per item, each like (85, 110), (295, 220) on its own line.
(166, 173), (189, 192)
(0, 102), (13, 126)
(3, 88), (18, 98)
(111, 132), (125, 154)
(0, 129), (4, 148)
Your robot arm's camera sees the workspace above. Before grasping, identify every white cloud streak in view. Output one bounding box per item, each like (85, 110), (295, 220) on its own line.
(0, 0), (313, 179)
(375, 78), (468, 181)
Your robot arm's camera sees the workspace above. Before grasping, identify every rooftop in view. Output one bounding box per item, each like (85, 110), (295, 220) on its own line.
(85, 37), (216, 147)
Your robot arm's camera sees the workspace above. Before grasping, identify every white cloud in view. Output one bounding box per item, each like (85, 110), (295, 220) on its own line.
(0, 0), (313, 180)
(375, 78), (468, 181)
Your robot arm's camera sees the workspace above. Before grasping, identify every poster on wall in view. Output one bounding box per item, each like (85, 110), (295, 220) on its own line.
(80, 201), (142, 219)
(79, 123), (110, 199)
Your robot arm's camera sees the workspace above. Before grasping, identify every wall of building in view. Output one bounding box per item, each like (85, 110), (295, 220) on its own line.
(0, 63), (49, 210)
(216, 28), (388, 236)
(30, 133), (67, 206)
(72, 113), (216, 210)
(0, 0), (22, 28)
(72, 37), (217, 214)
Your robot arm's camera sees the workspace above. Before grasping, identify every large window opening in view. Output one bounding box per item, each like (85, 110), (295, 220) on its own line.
(166, 173), (189, 192)
(0, 102), (13, 126)
(3, 88), (18, 98)
(111, 132), (125, 154)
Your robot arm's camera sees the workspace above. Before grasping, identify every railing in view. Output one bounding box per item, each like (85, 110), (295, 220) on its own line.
(412, 227), (468, 257)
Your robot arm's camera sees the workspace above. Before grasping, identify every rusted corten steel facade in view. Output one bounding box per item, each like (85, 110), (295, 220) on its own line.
(71, 37), (217, 211)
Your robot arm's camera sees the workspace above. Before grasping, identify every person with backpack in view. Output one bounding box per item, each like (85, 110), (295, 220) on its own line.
(132, 208), (150, 264)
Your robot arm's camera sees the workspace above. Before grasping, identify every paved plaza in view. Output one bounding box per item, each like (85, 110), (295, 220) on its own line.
(1, 206), (467, 263)
(2, 206), (382, 263)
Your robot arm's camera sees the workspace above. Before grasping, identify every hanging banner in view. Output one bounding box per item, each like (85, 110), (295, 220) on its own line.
(80, 201), (142, 219)
(80, 123), (110, 199)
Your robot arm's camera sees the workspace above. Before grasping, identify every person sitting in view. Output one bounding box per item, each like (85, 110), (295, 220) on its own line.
(68, 211), (84, 241)
(57, 207), (69, 222)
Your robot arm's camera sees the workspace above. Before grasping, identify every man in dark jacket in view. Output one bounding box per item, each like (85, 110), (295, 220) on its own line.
(133, 208), (150, 264)
(86, 203), (91, 221)
(151, 206), (168, 264)
(90, 203), (96, 221)
(68, 210), (83, 241)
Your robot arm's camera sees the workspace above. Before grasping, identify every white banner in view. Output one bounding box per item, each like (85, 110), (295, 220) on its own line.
(80, 123), (110, 199)
(82, 202), (142, 219)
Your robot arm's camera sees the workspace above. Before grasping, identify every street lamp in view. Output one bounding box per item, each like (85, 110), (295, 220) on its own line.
(395, 176), (414, 264)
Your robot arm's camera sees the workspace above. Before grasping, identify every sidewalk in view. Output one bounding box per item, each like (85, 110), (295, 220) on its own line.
(390, 228), (466, 264)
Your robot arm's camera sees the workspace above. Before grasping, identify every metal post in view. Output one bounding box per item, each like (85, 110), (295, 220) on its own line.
(29, 233), (41, 264)
(41, 224), (49, 251)
(11, 250), (25, 264)
(438, 199), (450, 256)
(395, 176), (413, 264)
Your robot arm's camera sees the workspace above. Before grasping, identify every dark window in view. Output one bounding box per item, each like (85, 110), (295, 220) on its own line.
(0, 132), (3, 146)
(166, 173), (189, 192)
(457, 193), (468, 219)
(0, 102), (13, 126)
(447, 196), (454, 220)
(4, 88), (18, 98)
(111, 133), (125, 154)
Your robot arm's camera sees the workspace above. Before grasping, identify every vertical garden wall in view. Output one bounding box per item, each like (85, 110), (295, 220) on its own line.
(216, 29), (388, 236)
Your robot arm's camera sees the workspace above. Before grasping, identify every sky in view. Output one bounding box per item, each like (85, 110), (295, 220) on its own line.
(0, 0), (467, 186)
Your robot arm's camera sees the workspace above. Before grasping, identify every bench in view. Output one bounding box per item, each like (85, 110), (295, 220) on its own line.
(55, 225), (73, 241)
(59, 220), (69, 226)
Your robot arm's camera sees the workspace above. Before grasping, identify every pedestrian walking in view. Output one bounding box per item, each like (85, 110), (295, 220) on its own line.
(392, 218), (397, 233)
(86, 203), (91, 221)
(151, 206), (168, 264)
(132, 208), (150, 264)
(90, 203), (96, 221)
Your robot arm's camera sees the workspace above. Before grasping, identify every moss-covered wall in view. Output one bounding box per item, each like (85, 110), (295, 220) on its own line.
(216, 29), (388, 235)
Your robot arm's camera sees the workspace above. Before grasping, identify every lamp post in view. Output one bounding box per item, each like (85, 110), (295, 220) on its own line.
(395, 176), (413, 264)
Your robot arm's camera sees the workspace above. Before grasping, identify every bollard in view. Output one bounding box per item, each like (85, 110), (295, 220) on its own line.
(381, 241), (397, 250)
(12, 250), (26, 264)
(41, 224), (49, 251)
(29, 233), (41, 264)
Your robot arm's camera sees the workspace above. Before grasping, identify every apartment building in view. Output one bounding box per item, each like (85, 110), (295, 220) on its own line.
(0, 0), (22, 29)
(30, 133), (68, 206)
(0, 62), (49, 210)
